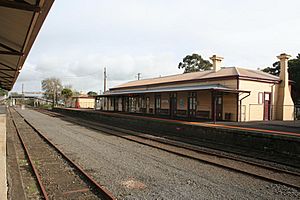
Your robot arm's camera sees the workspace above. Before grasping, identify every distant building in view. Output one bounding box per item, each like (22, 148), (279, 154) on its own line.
(70, 95), (95, 109)
(8, 95), (52, 107)
(95, 54), (294, 122)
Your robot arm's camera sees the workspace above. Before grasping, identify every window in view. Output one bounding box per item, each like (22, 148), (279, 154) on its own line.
(265, 93), (270, 101)
(258, 92), (263, 104)
(129, 97), (137, 112)
(155, 95), (161, 109)
(138, 97), (142, 108)
(217, 96), (222, 105)
(189, 92), (197, 110)
(146, 97), (150, 108)
(141, 97), (145, 108)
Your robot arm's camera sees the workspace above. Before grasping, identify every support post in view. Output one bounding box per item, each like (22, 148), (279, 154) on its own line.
(103, 67), (107, 93)
(212, 91), (217, 124)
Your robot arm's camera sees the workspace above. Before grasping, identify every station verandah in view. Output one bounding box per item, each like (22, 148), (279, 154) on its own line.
(95, 86), (250, 122)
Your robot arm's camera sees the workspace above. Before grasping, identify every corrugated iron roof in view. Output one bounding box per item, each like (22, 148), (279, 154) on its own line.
(99, 84), (250, 96)
(0, 0), (54, 90)
(111, 67), (279, 90)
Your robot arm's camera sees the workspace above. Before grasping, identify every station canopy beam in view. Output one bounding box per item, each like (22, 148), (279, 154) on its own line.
(0, 0), (54, 90)
(0, 0), (41, 12)
(0, 51), (24, 56)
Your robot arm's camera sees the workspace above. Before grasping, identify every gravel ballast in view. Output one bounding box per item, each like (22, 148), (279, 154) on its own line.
(17, 108), (300, 200)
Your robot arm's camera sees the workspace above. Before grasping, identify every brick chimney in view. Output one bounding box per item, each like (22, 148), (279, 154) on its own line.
(210, 55), (223, 72)
(276, 53), (294, 120)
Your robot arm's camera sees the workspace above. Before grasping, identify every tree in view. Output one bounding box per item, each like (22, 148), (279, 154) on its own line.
(0, 88), (8, 96)
(9, 92), (20, 97)
(87, 91), (97, 96)
(61, 88), (73, 105)
(262, 54), (300, 102)
(178, 53), (212, 73)
(262, 62), (280, 76)
(41, 78), (63, 107)
(72, 90), (80, 96)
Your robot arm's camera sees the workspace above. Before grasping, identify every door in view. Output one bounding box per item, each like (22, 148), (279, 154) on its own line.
(155, 95), (161, 114)
(216, 95), (223, 120)
(188, 92), (197, 118)
(264, 92), (271, 120)
(141, 97), (145, 113)
(169, 93), (177, 117)
(114, 97), (118, 111)
(212, 93), (223, 121)
(146, 97), (150, 113)
(122, 97), (129, 112)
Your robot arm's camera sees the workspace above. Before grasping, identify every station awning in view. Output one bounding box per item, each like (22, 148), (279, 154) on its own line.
(0, 0), (54, 90)
(98, 84), (250, 97)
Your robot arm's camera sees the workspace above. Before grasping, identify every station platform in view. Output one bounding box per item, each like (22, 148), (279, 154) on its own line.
(61, 108), (300, 137)
(216, 120), (300, 136)
(53, 107), (300, 168)
(0, 106), (6, 200)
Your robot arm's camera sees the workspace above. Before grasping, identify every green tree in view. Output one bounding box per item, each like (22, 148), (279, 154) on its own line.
(87, 91), (97, 96)
(61, 88), (73, 105)
(0, 88), (8, 96)
(72, 90), (80, 97)
(178, 53), (212, 73)
(262, 54), (300, 102)
(262, 62), (280, 76)
(9, 92), (20, 97)
(41, 78), (63, 107)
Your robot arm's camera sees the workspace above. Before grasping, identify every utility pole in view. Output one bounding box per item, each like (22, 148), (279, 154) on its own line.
(103, 67), (107, 93)
(137, 72), (141, 80)
(21, 83), (24, 105)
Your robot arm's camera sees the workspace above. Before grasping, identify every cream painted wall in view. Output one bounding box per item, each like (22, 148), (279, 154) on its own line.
(72, 97), (95, 108)
(275, 82), (294, 120)
(238, 80), (275, 121)
(197, 91), (211, 111)
(223, 93), (238, 121)
(102, 76), (295, 122)
(161, 93), (170, 109)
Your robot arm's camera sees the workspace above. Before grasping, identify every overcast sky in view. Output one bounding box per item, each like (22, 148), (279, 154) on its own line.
(12, 0), (300, 93)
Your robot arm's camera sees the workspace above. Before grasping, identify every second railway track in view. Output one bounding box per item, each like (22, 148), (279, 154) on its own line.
(35, 108), (300, 190)
(8, 108), (116, 200)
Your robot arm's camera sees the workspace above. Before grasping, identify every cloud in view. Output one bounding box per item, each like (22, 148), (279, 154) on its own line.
(13, 52), (180, 93)
(12, 0), (300, 93)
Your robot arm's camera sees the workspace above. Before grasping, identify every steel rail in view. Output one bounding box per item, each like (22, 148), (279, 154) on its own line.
(82, 122), (300, 189)
(12, 108), (116, 200)
(38, 109), (300, 190)
(9, 109), (49, 200)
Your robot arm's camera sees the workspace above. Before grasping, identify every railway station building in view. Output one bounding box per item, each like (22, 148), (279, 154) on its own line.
(95, 54), (295, 122)
(69, 95), (95, 109)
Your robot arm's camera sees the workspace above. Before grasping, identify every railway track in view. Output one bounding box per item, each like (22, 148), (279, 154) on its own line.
(8, 108), (116, 200)
(34, 108), (300, 190)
